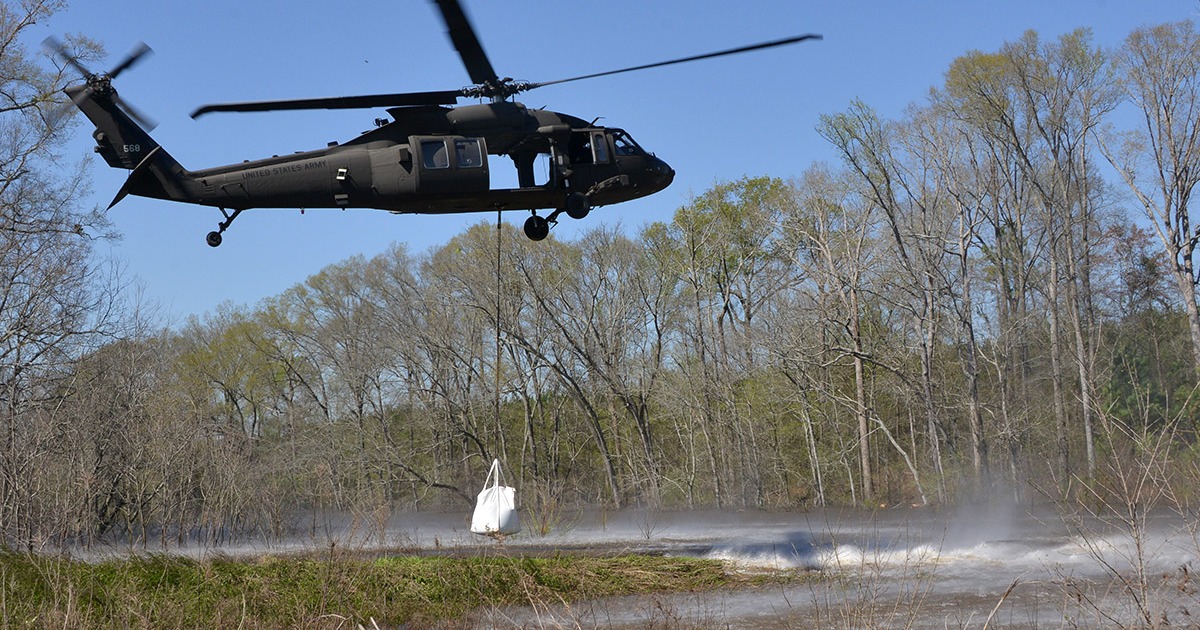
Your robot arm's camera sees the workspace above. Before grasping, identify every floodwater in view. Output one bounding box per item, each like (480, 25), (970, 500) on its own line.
(162, 505), (1200, 628)
(471, 506), (1199, 628)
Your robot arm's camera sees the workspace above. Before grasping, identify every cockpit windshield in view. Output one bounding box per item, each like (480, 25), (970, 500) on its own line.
(611, 129), (645, 156)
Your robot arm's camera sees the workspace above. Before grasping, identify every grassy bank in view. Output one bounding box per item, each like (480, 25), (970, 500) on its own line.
(0, 548), (776, 628)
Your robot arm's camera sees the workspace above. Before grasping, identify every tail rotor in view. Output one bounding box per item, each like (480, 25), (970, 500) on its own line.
(43, 37), (157, 130)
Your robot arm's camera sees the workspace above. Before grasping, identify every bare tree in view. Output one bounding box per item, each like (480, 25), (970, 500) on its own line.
(783, 165), (887, 504)
(0, 1), (121, 546)
(1003, 29), (1116, 480)
(1102, 21), (1200, 376)
(820, 101), (958, 498)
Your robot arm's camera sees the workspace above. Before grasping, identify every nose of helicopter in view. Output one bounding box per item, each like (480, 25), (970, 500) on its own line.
(648, 155), (675, 192)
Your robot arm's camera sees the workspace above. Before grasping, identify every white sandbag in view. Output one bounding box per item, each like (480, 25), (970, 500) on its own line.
(470, 458), (520, 535)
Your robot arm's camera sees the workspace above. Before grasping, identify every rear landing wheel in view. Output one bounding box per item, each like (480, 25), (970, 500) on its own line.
(207, 207), (244, 248)
(523, 214), (550, 241)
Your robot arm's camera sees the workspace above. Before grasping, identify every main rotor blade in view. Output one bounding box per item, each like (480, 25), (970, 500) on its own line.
(43, 36), (95, 79)
(190, 90), (463, 118)
(528, 33), (823, 91)
(114, 93), (157, 130)
(109, 42), (153, 79)
(433, 0), (500, 88)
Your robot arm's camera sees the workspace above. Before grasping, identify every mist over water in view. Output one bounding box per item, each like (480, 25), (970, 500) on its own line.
(103, 505), (1200, 628)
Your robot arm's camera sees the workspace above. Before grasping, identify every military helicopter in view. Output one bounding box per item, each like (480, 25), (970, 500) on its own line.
(50, 1), (819, 246)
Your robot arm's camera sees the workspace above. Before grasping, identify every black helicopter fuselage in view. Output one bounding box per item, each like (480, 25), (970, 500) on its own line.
(55, 0), (816, 246)
(187, 103), (673, 214)
(71, 80), (673, 244)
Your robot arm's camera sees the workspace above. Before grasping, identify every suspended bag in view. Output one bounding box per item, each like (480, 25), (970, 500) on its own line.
(470, 458), (520, 536)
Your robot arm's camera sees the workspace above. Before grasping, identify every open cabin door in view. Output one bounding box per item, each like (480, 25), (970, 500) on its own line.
(564, 129), (614, 190)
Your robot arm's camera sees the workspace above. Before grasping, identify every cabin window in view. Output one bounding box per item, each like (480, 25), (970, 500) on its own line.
(421, 140), (449, 169)
(455, 138), (483, 168)
(591, 132), (610, 164)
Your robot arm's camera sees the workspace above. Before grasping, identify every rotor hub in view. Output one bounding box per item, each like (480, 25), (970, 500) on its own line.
(463, 78), (533, 101)
(87, 74), (113, 95)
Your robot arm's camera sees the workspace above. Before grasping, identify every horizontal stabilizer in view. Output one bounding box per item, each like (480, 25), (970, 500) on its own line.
(107, 145), (161, 209)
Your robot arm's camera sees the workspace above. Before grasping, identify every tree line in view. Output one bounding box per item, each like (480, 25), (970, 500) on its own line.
(4, 4), (1200, 548)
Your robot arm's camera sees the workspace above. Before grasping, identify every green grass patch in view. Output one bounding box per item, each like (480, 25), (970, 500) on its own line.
(0, 548), (788, 628)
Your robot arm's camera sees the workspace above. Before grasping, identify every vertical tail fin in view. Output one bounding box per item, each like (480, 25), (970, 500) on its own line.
(67, 81), (191, 206)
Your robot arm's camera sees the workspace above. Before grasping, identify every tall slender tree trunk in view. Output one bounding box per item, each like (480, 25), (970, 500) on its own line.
(1064, 231), (1097, 479)
(1048, 251), (1070, 485)
(920, 286), (947, 501)
(958, 212), (988, 490)
(1178, 250), (1200, 376)
(850, 287), (873, 503)
(802, 408), (826, 506)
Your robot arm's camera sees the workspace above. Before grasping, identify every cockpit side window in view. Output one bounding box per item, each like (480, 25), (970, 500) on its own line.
(612, 130), (643, 156)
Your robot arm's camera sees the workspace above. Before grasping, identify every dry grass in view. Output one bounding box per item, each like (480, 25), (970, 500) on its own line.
(0, 548), (773, 629)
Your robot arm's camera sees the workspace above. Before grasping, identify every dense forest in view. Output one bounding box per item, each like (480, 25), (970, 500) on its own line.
(4, 3), (1200, 549)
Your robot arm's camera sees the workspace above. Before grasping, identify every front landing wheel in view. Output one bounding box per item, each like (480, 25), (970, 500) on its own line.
(206, 231), (223, 247)
(523, 215), (550, 241)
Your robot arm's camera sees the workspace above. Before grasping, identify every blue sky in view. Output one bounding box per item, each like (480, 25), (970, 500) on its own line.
(39, 1), (1195, 323)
